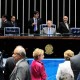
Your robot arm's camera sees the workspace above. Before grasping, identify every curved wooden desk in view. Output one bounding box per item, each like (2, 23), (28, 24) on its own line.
(0, 36), (80, 58)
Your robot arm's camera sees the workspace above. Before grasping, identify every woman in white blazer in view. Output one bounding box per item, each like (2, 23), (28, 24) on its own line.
(56, 50), (74, 80)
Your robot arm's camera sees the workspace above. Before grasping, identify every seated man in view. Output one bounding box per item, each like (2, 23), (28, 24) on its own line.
(42, 20), (56, 36)
(58, 16), (70, 34)
(10, 16), (17, 27)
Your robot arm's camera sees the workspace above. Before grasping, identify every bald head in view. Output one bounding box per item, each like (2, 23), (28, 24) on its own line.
(63, 16), (68, 23)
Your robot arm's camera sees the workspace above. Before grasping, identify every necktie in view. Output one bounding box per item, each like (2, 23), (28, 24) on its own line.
(48, 28), (51, 36)
(65, 23), (69, 30)
(13, 23), (15, 27)
(12, 22), (15, 27)
(34, 18), (37, 32)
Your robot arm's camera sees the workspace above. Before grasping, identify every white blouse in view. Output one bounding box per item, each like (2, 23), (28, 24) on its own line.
(56, 61), (74, 80)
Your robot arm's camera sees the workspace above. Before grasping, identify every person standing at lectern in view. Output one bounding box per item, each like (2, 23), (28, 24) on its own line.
(10, 16), (17, 27)
(28, 11), (42, 35)
(58, 16), (70, 34)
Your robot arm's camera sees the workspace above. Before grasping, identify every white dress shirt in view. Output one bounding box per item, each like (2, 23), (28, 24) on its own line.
(48, 28), (51, 34)
(65, 23), (69, 30)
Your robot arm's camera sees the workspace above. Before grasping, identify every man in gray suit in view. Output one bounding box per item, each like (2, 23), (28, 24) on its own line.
(42, 20), (56, 36)
(70, 52), (80, 80)
(10, 45), (31, 80)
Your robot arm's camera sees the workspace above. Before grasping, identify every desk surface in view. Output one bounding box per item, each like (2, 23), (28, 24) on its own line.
(0, 36), (80, 40)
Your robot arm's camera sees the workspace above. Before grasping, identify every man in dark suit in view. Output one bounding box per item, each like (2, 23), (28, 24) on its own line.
(0, 15), (10, 35)
(10, 45), (31, 80)
(70, 52), (80, 80)
(1, 15), (10, 28)
(58, 16), (70, 34)
(4, 57), (16, 80)
(10, 16), (17, 27)
(28, 11), (42, 35)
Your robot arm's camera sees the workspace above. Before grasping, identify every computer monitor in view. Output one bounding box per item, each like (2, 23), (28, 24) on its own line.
(4, 27), (20, 36)
(70, 28), (80, 36)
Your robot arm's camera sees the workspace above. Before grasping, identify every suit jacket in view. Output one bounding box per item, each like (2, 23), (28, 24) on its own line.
(0, 20), (11, 35)
(31, 60), (47, 80)
(28, 18), (42, 34)
(77, 72), (80, 80)
(10, 59), (31, 80)
(9, 22), (17, 27)
(70, 53), (80, 80)
(56, 61), (74, 80)
(1, 20), (11, 28)
(42, 27), (56, 36)
(4, 57), (16, 80)
(58, 22), (70, 34)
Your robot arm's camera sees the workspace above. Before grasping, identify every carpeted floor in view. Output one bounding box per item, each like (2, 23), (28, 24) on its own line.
(3, 58), (64, 80)
(29, 58), (64, 80)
